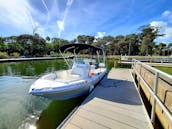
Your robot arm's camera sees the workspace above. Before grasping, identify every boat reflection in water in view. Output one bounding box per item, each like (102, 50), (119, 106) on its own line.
(36, 96), (86, 129)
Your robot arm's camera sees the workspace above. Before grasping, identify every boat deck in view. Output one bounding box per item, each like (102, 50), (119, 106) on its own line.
(59, 68), (153, 129)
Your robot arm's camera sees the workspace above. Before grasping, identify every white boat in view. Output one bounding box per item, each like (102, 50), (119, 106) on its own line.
(29, 44), (107, 100)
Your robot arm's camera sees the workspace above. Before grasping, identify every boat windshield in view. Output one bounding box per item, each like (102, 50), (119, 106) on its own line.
(73, 58), (96, 65)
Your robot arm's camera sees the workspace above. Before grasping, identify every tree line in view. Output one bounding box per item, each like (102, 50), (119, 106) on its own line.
(0, 26), (172, 58)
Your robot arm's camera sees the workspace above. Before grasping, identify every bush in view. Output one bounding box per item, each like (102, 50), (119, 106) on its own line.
(0, 52), (8, 59)
(114, 59), (119, 68)
(50, 51), (60, 57)
(10, 52), (20, 58)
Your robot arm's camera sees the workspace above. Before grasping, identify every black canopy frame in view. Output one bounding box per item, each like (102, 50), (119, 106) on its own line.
(59, 43), (106, 69)
(59, 43), (103, 54)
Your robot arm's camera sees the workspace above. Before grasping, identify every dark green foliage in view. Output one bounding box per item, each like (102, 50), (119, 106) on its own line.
(0, 52), (8, 58)
(17, 34), (46, 57)
(52, 38), (69, 52)
(154, 43), (167, 55)
(77, 35), (94, 44)
(46, 36), (50, 42)
(0, 41), (7, 52)
(0, 25), (171, 58)
(7, 42), (23, 54)
(45, 43), (54, 55)
(167, 43), (172, 55)
(139, 26), (162, 55)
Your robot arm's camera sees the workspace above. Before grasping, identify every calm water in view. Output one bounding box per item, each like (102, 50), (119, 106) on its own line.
(0, 60), (82, 129)
(0, 59), (113, 129)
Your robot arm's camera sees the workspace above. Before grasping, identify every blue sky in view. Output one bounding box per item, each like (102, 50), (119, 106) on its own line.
(0, 0), (172, 43)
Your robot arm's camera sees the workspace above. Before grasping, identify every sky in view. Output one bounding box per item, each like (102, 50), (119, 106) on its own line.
(0, 0), (172, 43)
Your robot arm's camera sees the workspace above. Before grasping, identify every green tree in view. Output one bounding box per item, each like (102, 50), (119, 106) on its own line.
(17, 34), (46, 57)
(52, 38), (69, 52)
(157, 43), (166, 55)
(113, 35), (125, 55)
(77, 35), (94, 44)
(45, 43), (54, 55)
(0, 42), (7, 52)
(46, 36), (51, 42)
(139, 26), (164, 55)
(124, 34), (139, 55)
(7, 42), (23, 55)
(167, 43), (172, 55)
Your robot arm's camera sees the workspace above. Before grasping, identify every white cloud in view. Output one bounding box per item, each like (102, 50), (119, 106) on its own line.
(162, 10), (172, 23)
(150, 21), (166, 28)
(150, 21), (167, 33)
(150, 11), (172, 43)
(67, 0), (74, 6)
(57, 20), (64, 31)
(37, 26), (52, 38)
(56, 0), (74, 38)
(57, 20), (64, 37)
(162, 10), (171, 17)
(150, 20), (172, 42)
(41, 0), (50, 25)
(165, 27), (172, 38)
(95, 32), (106, 38)
(0, 0), (42, 33)
(0, 0), (61, 38)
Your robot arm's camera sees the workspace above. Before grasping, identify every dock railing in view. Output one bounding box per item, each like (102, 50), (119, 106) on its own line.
(132, 59), (172, 127)
(121, 56), (172, 63)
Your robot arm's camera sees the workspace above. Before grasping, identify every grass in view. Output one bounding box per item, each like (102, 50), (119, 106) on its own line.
(154, 66), (172, 75)
(119, 64), (131, 68)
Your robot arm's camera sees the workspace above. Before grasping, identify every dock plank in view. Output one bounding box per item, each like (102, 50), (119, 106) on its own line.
(60, 68), (153, 129)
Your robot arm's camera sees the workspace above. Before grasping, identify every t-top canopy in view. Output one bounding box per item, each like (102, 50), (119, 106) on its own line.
(59, 43), (103, 53)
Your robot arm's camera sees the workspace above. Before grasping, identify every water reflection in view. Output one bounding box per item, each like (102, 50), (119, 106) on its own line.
(0, 60), (69, 129)
(36, 97), (85, 129)
(0, 60), (68, 77)
(0, 76), (50, 129)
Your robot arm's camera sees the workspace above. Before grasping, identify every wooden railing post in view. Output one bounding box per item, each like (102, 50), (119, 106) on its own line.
(132, 59), (134, 69)
(138, 63), (142, 92)
(132, 60), (136, 80)
(151, 72), (159, 124)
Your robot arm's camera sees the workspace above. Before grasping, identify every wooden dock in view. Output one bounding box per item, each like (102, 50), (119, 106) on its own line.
(59, 68), (153, 129)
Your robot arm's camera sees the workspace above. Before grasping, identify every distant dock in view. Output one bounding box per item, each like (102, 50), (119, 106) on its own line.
(0, 56), (73, 63)
(59, 68), (153, 129)
(120, 56), (172, 67)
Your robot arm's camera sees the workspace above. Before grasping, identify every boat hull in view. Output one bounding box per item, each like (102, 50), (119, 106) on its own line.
(32, 84), (90, 100)
(29, 68), (106, 100)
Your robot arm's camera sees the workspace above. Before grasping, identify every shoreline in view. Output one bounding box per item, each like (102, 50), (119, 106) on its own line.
(0, 56), (74, 63)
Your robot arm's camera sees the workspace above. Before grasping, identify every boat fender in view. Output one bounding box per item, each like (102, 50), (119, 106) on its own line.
(89, 72), (94, 76)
